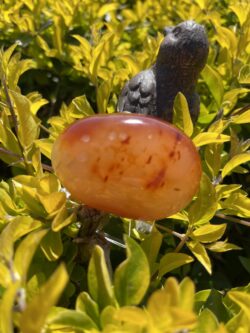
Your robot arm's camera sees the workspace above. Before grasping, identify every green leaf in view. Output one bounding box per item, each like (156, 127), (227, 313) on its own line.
(205, 289), (230, 323)
(228, 291), (250, 320)
(158, 253), (194, 278)
(205, 143), (223, 179)
(195, 308), (219, 333)
(191, 224), (227, 243)
(0, 261), (11, 287)
(206, 241), (241, 253)
(141, 225), (163, 274)
(97, 3), (119, 17)
(179, 277), (195, 311)
(173, 92), (193, 137)
(188, 173), (218, 226)
(97, 80), (112, 114)
(76, 292), (100, 327)
(51, 206), (76, 232)
(0, 281), (21, 333)
(221, 153), (250, 179)
(10, 91), (40, 150)
(220, 193), (250, 217)
(19, 264), (68, 333)
(201, 64), (224, 107)
(232, 109), (250, 124)
(38, 191), (66, 216)
(187, 240), (212, 274)
(40, 230), (63, 261)
(114, 236), (150, 306)
(47, 309), (98, 331)
(14, 229), (48, 283)
(69, 95), (95, 118)
(88, 245), (116, 310)
(0, 216), (43, 262)
(193, 132), (230, 147)
(238, 64), (250, 84)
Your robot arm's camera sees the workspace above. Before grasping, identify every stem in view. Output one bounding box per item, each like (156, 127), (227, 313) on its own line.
(156, 224), (184, 240)
(174, 226), (193, 253)
(216, 213), (250, 227)
(0, 146), (53, 172)
(39, 123), (56, 137)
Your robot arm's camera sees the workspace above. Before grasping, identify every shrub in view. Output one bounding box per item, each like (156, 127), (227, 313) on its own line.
(0, 0), (249, 332)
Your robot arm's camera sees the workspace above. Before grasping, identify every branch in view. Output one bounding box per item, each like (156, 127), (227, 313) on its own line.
(216, 213), (250, 227)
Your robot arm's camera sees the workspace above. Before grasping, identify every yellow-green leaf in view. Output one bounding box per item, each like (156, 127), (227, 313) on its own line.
(206, 240), (241, 253)
(114, 236), (150, 306)
(158, 253), (194, 278)
(228, 291), (250, 320)
(10, 91), (40, 149)
(191, 224), (227, 243)
(222, 153), (250, 179)
(40, 230), (63, 261)
(0, 281), (21, 333)
(201, 64), (224, 107)
(193, 132), (230, 147)
(187, 241), (212, 274)
(19, 264), (68, 333)
(88, 245), (116, 310)
(14, 229), (48, 282)
(188, 173), (218, 226)
(173, 92), (193, 137)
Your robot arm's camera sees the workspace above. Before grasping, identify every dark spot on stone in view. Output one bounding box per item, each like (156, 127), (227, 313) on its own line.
(174, 188), (180, 191)
(146, 155), (152, 164)
(121, 136), (131, 144)
(145, 168), (166, 189)
(104, 175), (109, 182)
(169, 150), (175, 158)
(119, 170), (124, 175)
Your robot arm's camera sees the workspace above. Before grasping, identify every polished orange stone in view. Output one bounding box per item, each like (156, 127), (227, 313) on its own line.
(52, 114), (201, 220)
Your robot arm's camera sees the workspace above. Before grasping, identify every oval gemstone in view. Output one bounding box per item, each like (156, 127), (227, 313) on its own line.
(52, 114), (201, 220)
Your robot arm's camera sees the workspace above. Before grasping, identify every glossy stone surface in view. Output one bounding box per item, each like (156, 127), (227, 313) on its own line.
(52, 114), (201, 220)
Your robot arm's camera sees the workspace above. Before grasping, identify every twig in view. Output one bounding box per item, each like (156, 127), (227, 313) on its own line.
(216, 213), (250, 227)
(0, 146), (53, 172)
(156, 224), (185, 240)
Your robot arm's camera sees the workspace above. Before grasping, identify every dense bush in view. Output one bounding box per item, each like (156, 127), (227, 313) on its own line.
(0, 0), (249, 332)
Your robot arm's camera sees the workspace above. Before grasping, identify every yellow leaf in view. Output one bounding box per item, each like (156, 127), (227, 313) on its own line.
(173, 92), (193, 137)
(228, 291), (250, 320)
(193, 132), (230, 147)
(191, 224), (227, 243)
(222, 153), (250, 179)
(158, 253), (194, 278)
(187, 241), (212, 274)
(19, 264), (68, 333)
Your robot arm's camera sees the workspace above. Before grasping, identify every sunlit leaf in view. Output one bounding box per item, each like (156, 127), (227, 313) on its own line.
(47, 309), (98, 331)
(10, 91), (40, 149)
(76, 292), (100, 327)
(88, 245), (116, 310)
(187, 240), (212, 274)
(201, 64), (224, 107)
(114, 236), (150, 306)
(191, 223), (227, 243)
(188, 173), (218, 225)
(193, 132), (230, 147)
(158, 253), (194, 278)
(173, 92), (193, 136)
(0, 281), (21, 333)
(222, 153), (250, 178)
(40, 230), (63, 261)
(19, 264), (68, 333)
(14, 229), (48, 282)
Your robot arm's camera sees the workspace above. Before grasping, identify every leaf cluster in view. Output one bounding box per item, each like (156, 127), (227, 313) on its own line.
(0, 0), (249, 332)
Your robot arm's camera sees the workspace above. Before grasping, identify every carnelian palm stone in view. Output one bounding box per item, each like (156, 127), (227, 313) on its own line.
(52, 114), (201, 220)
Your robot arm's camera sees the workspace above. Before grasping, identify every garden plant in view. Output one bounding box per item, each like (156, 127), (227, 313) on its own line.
(0, 0), (250, 332)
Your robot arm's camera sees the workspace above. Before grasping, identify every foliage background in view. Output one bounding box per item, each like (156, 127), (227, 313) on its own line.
(0, 0), (249, 332)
